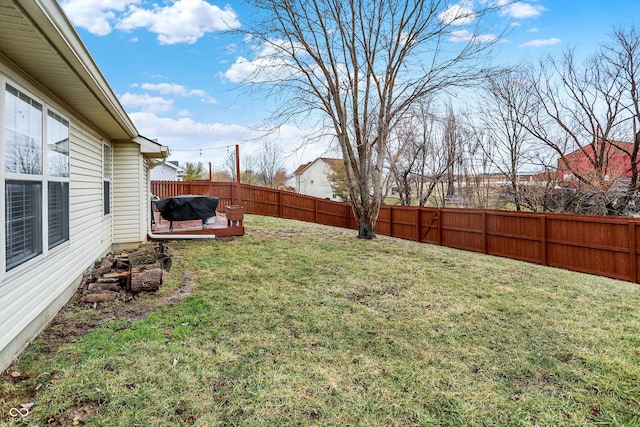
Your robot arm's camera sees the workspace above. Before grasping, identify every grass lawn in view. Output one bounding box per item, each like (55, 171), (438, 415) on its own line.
(2, 215), (640, 426)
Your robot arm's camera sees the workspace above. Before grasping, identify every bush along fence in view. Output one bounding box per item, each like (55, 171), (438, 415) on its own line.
(152, 180), (640, 284)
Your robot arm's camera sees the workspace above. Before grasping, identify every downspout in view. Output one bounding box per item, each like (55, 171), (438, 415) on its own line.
(147, 232), (216, 240)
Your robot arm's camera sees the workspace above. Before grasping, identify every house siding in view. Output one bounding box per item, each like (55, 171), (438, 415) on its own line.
(0, 65), (113, 370)
(150, 163), (181, 181)
(296, 160), (338, 200)
(112, 142), (148, 247)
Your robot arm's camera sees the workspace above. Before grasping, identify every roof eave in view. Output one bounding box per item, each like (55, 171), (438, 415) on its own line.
(15, 0), (138, 139)
(131, 135), (169, 159)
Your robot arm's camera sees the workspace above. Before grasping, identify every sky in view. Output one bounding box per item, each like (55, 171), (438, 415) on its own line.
(58, 0), (640, 174)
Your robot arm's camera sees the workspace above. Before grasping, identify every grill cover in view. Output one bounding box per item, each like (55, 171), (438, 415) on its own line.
(155, 196), (219, 222)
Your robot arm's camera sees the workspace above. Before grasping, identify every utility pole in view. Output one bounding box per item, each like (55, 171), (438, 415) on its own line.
(234, 144), (241, 205)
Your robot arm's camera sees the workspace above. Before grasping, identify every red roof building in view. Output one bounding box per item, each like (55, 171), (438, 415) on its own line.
(557, 140), (637, 186)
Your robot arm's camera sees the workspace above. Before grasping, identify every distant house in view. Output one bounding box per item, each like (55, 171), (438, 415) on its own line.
(294, 157), (344, 200)
(557, 140), (637, 186)
(0, 0), (168, 371)
(150, 160), (185, 181)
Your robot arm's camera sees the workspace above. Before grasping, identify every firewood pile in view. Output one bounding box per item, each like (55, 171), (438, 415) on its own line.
(79, 243), (171, 304)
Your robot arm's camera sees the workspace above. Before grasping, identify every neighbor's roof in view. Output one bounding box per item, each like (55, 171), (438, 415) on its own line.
(163, 161), (186, 173)
(294, 157), (343, 175)
(0, 0), (167, 158)
(564, 139), (634, 159)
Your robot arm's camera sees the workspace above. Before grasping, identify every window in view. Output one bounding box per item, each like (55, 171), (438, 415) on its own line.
(103, 143), (111, 215)
(4, 84), (70, 270)
(6, 181), (42, 269)
(48, 181), (69, 248)
(47, 111), (69, 249)
(47, 111), (69, 177)
(5, 85), (42, 175)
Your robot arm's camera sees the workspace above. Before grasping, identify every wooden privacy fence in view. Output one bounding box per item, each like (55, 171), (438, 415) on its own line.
(152, 180), (640, 283)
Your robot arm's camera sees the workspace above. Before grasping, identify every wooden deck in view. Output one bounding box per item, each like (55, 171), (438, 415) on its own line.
(149, 210), (244, 240)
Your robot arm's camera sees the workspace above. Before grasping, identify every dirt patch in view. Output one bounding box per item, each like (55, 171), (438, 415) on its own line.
(0, 267), (193, 425)
(46, 398), (105, 426)
(37, 269), (193, 355)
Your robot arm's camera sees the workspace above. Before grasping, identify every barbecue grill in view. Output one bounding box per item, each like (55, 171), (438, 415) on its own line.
(154, 195), (219, 231)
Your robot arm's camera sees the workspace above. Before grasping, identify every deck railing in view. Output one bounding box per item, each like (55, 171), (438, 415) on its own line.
(152, 180), (640, 283)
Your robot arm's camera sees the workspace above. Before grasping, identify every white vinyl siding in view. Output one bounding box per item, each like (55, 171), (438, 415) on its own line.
(0, 0), (165, 373)
(296, 159), (339, 200)
(112, 142), (147, 246)
(0, 68), (113, 370)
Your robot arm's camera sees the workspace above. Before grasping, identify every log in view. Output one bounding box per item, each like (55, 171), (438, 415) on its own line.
(88, 282), (122, 292)
(130, 266), (163, 292)
(103, 270), (130, 279)
(82, 291), (118, 303)
(94, 258), (115, 275)
(114, 260), (130, 270)
(97, 278), (119, 283)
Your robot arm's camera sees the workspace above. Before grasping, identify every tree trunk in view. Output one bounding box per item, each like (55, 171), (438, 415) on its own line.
(511, 180), (521, 211)
(352, 202), (378, 239)
(357, 219), (376, 239)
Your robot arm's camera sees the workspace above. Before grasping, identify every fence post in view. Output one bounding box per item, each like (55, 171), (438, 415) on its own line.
(540, 215), (547, 266)
(482, 211), (488, 254)
(416, 207), (421, 242)
(437, 209), (442, 246)
(314, 198), (318, 223)
(233, 182), (241, 206)
(278, 190), (282, 218)
(629, 222), (637, 283)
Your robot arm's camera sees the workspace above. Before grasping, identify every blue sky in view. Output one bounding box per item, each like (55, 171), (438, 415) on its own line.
(59, 0), (640, 173)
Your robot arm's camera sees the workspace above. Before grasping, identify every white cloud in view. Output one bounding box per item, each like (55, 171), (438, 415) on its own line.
(140, 83), (204, 97)
(120, 92), (173, 113)
(499, 1), (546, 19)
(222, 39), (306, 84)
(519, 38), (561, 47)
(60, 0), (138, 36)
(131, 112), (251, 145)
(449, 29), (497, 44)
(223, 56), (257, 83)
(223, 54), (297, 84)
(116, 0), (241, 44)
(130, 112), (335, 173)
(439, 4), (476, 26)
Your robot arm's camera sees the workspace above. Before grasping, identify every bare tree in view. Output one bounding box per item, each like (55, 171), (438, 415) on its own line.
(442, 108), (464, 201)
(521, 48), (630, 215)
(474, 70), (537, 211)
(458, 123), (493, 208)
(253, 141), (286, 188)
(248, 0), (505, 238)
(386, 118), (423, 206)
(598, 24), (640, 212)
(224, 149), (238, 182)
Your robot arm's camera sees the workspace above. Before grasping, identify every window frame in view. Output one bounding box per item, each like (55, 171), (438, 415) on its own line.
(2, 80), (71, 273)
(46, 109), (70, 250)
(103, 142), (111, 216)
